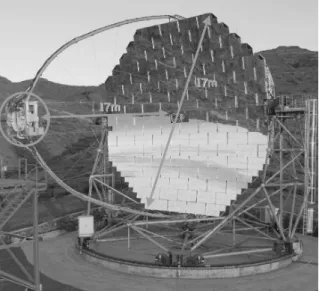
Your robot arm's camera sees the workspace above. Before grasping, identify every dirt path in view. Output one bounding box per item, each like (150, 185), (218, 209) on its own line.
(22, 233), (318, 291)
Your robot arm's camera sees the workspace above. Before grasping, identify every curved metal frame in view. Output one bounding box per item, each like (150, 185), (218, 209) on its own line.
(0, 12), (316, 288)
(1, 15), (186, 291)
(6, 15), (187, 219)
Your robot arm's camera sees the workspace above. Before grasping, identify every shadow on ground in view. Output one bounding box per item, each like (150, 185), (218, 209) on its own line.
(0, 247), (84, 291)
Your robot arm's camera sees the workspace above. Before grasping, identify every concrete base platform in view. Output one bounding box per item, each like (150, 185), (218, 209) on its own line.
(22, 233), (318, 291)
(83, 230), (300, 279)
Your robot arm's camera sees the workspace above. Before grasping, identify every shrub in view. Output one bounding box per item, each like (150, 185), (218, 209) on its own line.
(92, 208), (108, 231)
(92, 208), (106, 221)
(56, 217), (78, 232)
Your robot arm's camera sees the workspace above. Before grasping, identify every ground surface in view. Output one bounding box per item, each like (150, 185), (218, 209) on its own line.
(12, 233), (318, 291)
(5, 195), (87, 231)
(0, 247), (83, 291)
(91, 230), (278, 265)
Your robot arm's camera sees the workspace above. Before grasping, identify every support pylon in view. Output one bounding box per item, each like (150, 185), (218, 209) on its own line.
(0, 160), (46, 291)
(87, 117), (113, 224)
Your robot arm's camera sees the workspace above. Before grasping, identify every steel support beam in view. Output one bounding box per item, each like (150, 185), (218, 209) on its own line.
(235, 217), (276, 241)
(276, 118), (303, 147)
(262, 186), (286, 240)
(0, 239), (33, 283)
(95, 178), (140, 205)
(237, 186), (288, 216)
(87, 179), (93, 215)
(279, 122), (284, 232)
(129, 216), (222, 227)
(203, 248), (273, 259)
(139, 227), (179, 245)
(0, 269), (35, 290)
(190, 185), (263, 252)
(94, 213), (137, 239)
(127, 226), (131, 250)
(288, 184), (297, 238)
(131, 225), (170, 253)
(33, 186), (40, 291)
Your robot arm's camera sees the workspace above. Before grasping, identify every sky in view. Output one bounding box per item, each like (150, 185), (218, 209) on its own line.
(0, 0), (318, 86)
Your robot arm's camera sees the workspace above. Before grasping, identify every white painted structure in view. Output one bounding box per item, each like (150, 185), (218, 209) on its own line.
(24, 100), (45, 136)
(307, 208), (314, 233)
(6, 100), (44, 138)
(78, 216), (94, 238)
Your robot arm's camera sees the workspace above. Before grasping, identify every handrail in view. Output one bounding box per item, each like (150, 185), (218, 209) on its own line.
(0, 166), (38, 209)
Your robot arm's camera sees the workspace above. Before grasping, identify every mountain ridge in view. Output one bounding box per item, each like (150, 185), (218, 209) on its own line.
(0, 46), (317, 102)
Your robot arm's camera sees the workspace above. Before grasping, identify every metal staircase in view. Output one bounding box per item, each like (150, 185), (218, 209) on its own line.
(0, 182), (35, 230)
(0, 160), (49, 230)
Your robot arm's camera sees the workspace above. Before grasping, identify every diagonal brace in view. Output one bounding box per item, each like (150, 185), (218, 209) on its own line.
(130, 225), (170, 253)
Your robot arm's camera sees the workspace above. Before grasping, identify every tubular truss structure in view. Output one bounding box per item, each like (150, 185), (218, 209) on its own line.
(91, 95), (317, 257)
(0, 14), (317, 289)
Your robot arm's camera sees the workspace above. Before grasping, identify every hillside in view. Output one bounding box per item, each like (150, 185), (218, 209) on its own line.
(259, 46), (318, 94)
(0, 76), (106, 103)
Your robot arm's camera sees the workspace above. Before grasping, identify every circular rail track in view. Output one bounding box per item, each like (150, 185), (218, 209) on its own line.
(21, 233), (318, 291)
